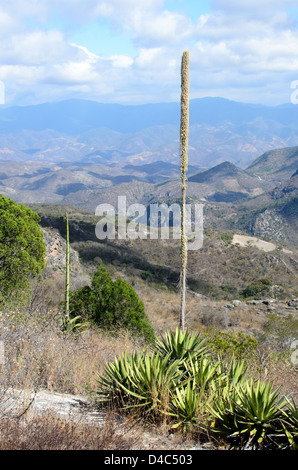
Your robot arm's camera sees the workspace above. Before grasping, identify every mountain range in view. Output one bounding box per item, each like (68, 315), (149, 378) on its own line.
(0, 97), (297, 248)
(2, 97), (298, 169)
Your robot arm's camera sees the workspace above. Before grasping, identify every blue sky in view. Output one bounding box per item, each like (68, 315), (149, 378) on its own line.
(1, 0), (298, 106)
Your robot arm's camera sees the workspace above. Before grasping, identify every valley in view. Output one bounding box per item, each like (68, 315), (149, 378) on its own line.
(0, 96), (297, 306)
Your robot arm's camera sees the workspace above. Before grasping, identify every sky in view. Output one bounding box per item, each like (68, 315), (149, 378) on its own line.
(1, 0), (298, 106)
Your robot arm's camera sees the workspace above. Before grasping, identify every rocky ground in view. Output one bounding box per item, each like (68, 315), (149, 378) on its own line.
(0, 388), (215, 450)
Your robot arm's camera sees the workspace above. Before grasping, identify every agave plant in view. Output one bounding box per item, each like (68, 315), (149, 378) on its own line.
(153, 328), (207, 364)
(61, 315), (90, 334)
(215, 357), (252, 398)
(97, 351), (142, 407)
(209, 379), (287, 449)
(130, 352), (183, 419)
(186, 355), (222, 393)
(279, 397), (298, 449)
(97, 350), (183, 420)
(170, 380), (202, 432)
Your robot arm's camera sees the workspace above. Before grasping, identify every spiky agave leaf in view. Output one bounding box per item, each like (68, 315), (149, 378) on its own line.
(61, 315), (90, 334)
(185, 355), (222, 393)
(208, 379), (287, 449)
(170, 380), (201, 432)
(280, 397), (298, 448)
(153, 328), (207, 363)
(97, 350), (183, 419)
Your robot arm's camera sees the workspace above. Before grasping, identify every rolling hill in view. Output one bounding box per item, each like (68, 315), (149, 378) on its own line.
(246, 145), (298, 183)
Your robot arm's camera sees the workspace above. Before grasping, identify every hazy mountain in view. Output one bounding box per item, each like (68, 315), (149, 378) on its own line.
(0, 145), (293, 209)
(2, 97), (298, 168)
(246, 145), (298, 183)
(143, 161), (274, 205)
(0, 159), (201, 206)
(1, 97), (298, 135)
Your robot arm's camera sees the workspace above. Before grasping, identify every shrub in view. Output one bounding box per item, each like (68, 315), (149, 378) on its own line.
(219, 232), (233, 245)
(206, 331), (258, 360)
(0, 195), (45, 305)
(241, 278), (273, 299)
(140, 270), (151, 280)
(69, 266), (155, 341)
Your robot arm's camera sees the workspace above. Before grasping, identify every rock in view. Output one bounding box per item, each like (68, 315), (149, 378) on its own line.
(41, 227), (81, 272)
(262, 300), (273, 305)
(232, 300), (242, 306)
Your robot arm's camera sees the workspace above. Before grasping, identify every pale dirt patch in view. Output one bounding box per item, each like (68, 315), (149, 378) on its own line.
(232, 234), (293, 254)
(232, 234), (277, 252)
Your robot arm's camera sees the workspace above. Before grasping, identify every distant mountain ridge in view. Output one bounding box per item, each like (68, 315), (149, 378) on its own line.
(247, 145), (298, 182)
(0, 97), (297, 247)
(2, 97), (298, 168)
(1, 97), (298, 134)
(0, 140), (297, 209)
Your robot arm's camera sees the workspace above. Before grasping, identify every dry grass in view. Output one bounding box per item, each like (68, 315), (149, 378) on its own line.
(0, 410), (137, 450)
(134, 280), (268, 336)
(0, 280), (297, 450)
(0, 309), (144, 450)
(0, 309), (142, 395)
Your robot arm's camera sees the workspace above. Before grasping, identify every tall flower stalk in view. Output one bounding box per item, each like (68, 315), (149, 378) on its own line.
(65, 211), (70, 321)
(179, 51), (189, 333)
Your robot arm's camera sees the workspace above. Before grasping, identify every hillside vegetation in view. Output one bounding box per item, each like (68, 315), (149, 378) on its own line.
(0, 135), (298, 449)
(30, 203), (297, 301)
(0, 199), (297, 450)
(247, 145), (298, 182)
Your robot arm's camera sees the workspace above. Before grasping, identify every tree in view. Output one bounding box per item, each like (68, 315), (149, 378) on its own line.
(179, 51), (190, 332)
(69, 266), (155, 341)
(0, 195), (46, 305)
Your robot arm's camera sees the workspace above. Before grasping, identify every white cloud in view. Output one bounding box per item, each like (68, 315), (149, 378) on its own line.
(0, 8), (17, 33)
(1, 0), (298, 106)
(71, 43), (99, 61)
(128, 9), (194, 45)
(109, 55), (134, 68)
(135, 48), (164, 68)
(7, 31), (73, 65)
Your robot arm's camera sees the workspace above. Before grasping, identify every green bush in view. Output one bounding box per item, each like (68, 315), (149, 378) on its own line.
(69, 266), (155, 341)
(241, 278), (273, 299)
(219, 232), (233, 245)
(0, 195), (45, 305)
(140, 270), (151, 280)
(206, 331), (258, 360)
